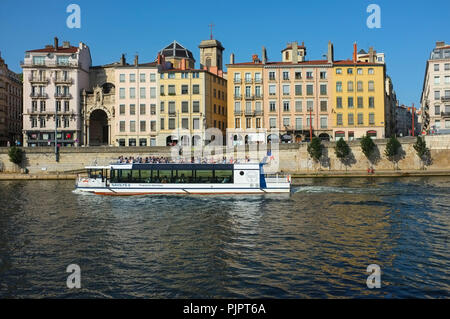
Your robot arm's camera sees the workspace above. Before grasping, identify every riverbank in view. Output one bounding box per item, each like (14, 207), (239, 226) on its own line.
(1, 170), (449, 184)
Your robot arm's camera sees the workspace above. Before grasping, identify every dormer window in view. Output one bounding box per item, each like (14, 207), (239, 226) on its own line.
(285, 51), (289, 60)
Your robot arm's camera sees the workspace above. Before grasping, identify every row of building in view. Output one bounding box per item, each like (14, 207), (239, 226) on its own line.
(0, 37), (447, 147)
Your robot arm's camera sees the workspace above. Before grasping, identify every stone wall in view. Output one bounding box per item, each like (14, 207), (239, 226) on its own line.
(0, 136), (449, 174)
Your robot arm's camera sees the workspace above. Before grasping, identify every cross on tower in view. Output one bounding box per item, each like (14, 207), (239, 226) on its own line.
(209, 23), (215, 40)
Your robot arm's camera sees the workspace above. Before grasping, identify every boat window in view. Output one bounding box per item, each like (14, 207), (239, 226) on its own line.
(215, 170), (234, 184)
(88, 169), (103, 179)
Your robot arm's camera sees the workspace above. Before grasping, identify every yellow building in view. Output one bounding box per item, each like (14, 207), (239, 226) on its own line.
(157, 40), (227, 146)
(332, 46), (387, 140)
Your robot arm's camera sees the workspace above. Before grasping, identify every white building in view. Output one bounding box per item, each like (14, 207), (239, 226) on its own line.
(21, 37), (91, 147)
(421, 41), (450, 134)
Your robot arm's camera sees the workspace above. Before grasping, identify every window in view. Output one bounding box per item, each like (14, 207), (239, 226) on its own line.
(130, 74), (136, 83)
(168, 102), (176, 115)
(181, 85), (188, 95)
(347, 81), (354, 92)
(368, 68), (374, 75)
(255, 86), (261, 97)
(160, 118), (165, 130)
(445, 76), (450, 84)
(283, 101), (290, 112)
(192, 72), (200, 78)
(33, 56), (45, 65)
(336, 82), (342, 92)
(40, 117), (46, 128)
(369, 113), (375, 125)
(255, 73), (262, 82)
(295, 100), (302, 112)
(435, 91), (440, 100)
(347, 68), (353, 74)
(445, 64), (450, 71)
(64, 117), (70, 128)
(283, 85), (290, 96)
(269, 101), (276, 112)
(140, 87), (146, 98)
(320, 117), (328, 129)
(435, 120), (440, 129)
(128, 139), (136, 147)
(56, 117), (61, 128)
(119, 104), (125, 115)
(295, 71), (302, 80)
(140, 104), (146, 115)
(245, 86), (252, 97)
(182, 118), (189, 129)
(246, 118), (252, 129)
(256, 118), (261, 129)
(168, 72), (175, 79)
(434, 76), (440, 85)
(269, 85), (276, 96)
(245, 73), (252, 83)
(358, 113), (364, 125)
(234, 73), (241, 82)
(182, 101), (189, 113)
(336, 97), (343, 109)
(160, 85), (165, 95)
(119, 74), (125, 83)
(306, 72), (313, 79)
(31, 117), (37, 128)
(348, 113), (354, 125)
(139, 139), (147, 147)
(119, 88), (125, 99)
(357, 97), (363, 108)
(160, 101), (165, 112)
(435, 105), (440, 115)
(140, 73), (146, 83)
(234, 86), (241, 97)
(120, 121), (125, 132)
(283, 71), (289, 81)
(306, 84), (313, 96)
(348, 97), (354, 108)
(306, 116), (314, 127)
(193, 85), (200, 94)
(357, 68), (363, 75)
(295, 117), (302, 130)
(150, 121), (156, 132)
(320, 100), (327, 112)
(193, 101), (200, 113)
(151, 104), (156, 115)
(168, 85), (175, 95)
(434, 64), (440, 71)
(307, 100), (314, 112)
(320, 71), (327, 79)
(235, 118), (241, 129)
(129, 88), (136, 99)
(269, 118), (277, 128)
(283, 117), (290, 127)
(269, 72), (276, 81)
(130, 104), (136, 115)
(150, 73), (156, 82)
(369, 97), (375, 108)
(140, 121), (146, 132)
(169, 118), (175, 130)
(320, 84), (327, 95)
(336, 68), (342, 75)
(150, 87), (156, 98)
(357, 81), (363, 92)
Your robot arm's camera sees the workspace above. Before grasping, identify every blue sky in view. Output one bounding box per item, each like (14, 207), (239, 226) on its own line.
(1, 0), (449, 107)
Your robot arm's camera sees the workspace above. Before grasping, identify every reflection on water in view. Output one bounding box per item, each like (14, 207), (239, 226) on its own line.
(0, 177), (449, 298)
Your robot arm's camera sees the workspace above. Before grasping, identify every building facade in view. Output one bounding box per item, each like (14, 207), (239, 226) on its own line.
(421, 41), (450, 134)
(332, 44), (388, 140)
(22, 37), (91, 147)
(0, 53), (23, 146)
(227, 42), (334, 144)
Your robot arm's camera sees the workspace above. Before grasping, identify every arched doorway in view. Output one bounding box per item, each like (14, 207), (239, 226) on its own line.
(89, 109), (108, 146)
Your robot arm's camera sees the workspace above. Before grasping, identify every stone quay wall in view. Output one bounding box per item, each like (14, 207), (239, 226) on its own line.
(0, 136), (449, 174)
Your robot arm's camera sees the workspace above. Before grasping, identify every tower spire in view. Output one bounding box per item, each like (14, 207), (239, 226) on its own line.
(209, 23), (215, 40)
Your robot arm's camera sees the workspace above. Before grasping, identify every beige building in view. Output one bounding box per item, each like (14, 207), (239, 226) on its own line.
(421, 41), (450, 133)
(0, 53), (23, 146)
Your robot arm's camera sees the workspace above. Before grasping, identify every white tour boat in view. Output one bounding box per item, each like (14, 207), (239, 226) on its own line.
(75, 162), (291, 195)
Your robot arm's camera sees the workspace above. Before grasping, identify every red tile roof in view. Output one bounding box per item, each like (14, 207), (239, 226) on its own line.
(27, 46), (79, 54)
(228, 59), (331, 66)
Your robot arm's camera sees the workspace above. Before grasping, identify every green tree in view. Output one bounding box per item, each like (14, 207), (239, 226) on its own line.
(8, 146), (24, 166)
(307, 137), (323, 170)
(335, 138), (351, 171)
(384, 136), (402, 170)
(360, 135), (376, 168)
(413, 136), (430, 170)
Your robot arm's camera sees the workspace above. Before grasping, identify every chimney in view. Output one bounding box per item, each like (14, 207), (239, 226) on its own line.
(353, 42), (357, 62)
(157, 53), (162, 65)
(252, 54), (259, 63)
(262, 47), (267, 64)
(54, 37), (59, 51)
(369, 47), (375, 63)
(292, 42), (298, 64)
(327, 41), (334, 63)
(230, 53), (235, 65)
(134, 55), (139, 66)
(120, 54), (126, 66)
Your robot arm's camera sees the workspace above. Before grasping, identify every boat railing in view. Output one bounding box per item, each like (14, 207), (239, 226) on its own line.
(264, 174), (291, 184)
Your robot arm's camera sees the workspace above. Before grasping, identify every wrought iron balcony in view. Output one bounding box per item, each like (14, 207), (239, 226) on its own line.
(245, 109), (254, 116)
(30, 92), (49, 99)
(53, 77), (73, 85)
(244, 94), (254, 100)
(234, 110), (242, 116)
(245, 78), (253, 84)
(54, 92), (72, 99)
(254, 110), (264, 116)
(28, 76), (49, 84)
(441, 111), (450, 117)
(233, 78), (242, 84)
(233, 94), (242, 99)
(442, 96), (450, 102)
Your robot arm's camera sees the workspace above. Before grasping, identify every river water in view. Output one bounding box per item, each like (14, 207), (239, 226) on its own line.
(0, 177), (449, 298)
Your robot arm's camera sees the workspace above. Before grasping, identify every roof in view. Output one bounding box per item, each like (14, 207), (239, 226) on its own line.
(198, 39), (225, 50)
(333, 60), (384, 66)
(27, 46), (79, 54)
(358, 49), (367, 54)
(227, 59), (331, 67)
(281, 43), (306, 52)
(159, 41), (195, 61)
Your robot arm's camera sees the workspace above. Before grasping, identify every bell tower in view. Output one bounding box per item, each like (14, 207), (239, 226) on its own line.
(199, 25), (225, 70)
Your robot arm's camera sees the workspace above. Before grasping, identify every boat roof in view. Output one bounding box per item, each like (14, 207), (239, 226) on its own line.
(86, 163), (262, 170)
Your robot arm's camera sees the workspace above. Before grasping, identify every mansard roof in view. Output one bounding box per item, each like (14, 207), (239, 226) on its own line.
(158, 41), (195, 61)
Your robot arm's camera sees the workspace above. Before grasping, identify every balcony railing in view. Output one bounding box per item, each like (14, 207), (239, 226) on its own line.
(28, 76), (49, 84)
(21, 60), (81, 68)
(442, 96), (450, 102)
(244, 95), (254, 100)
(254, 79), (263, 84)
(441, 111), (450, 117)
(254, 110), (264, 116)
(53, 77), (73, 84)
(254, 94), (263, 100)
(234, 110), (242, 116)
(245, 78), (253, 84)
(245, 109), (253, 116)
(27, 108), (76, 116)
(233, 78), (241, 84)
(234, 94), (242, 99)
(54, 92), (72, 99)
(30, 92), (49, 99)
